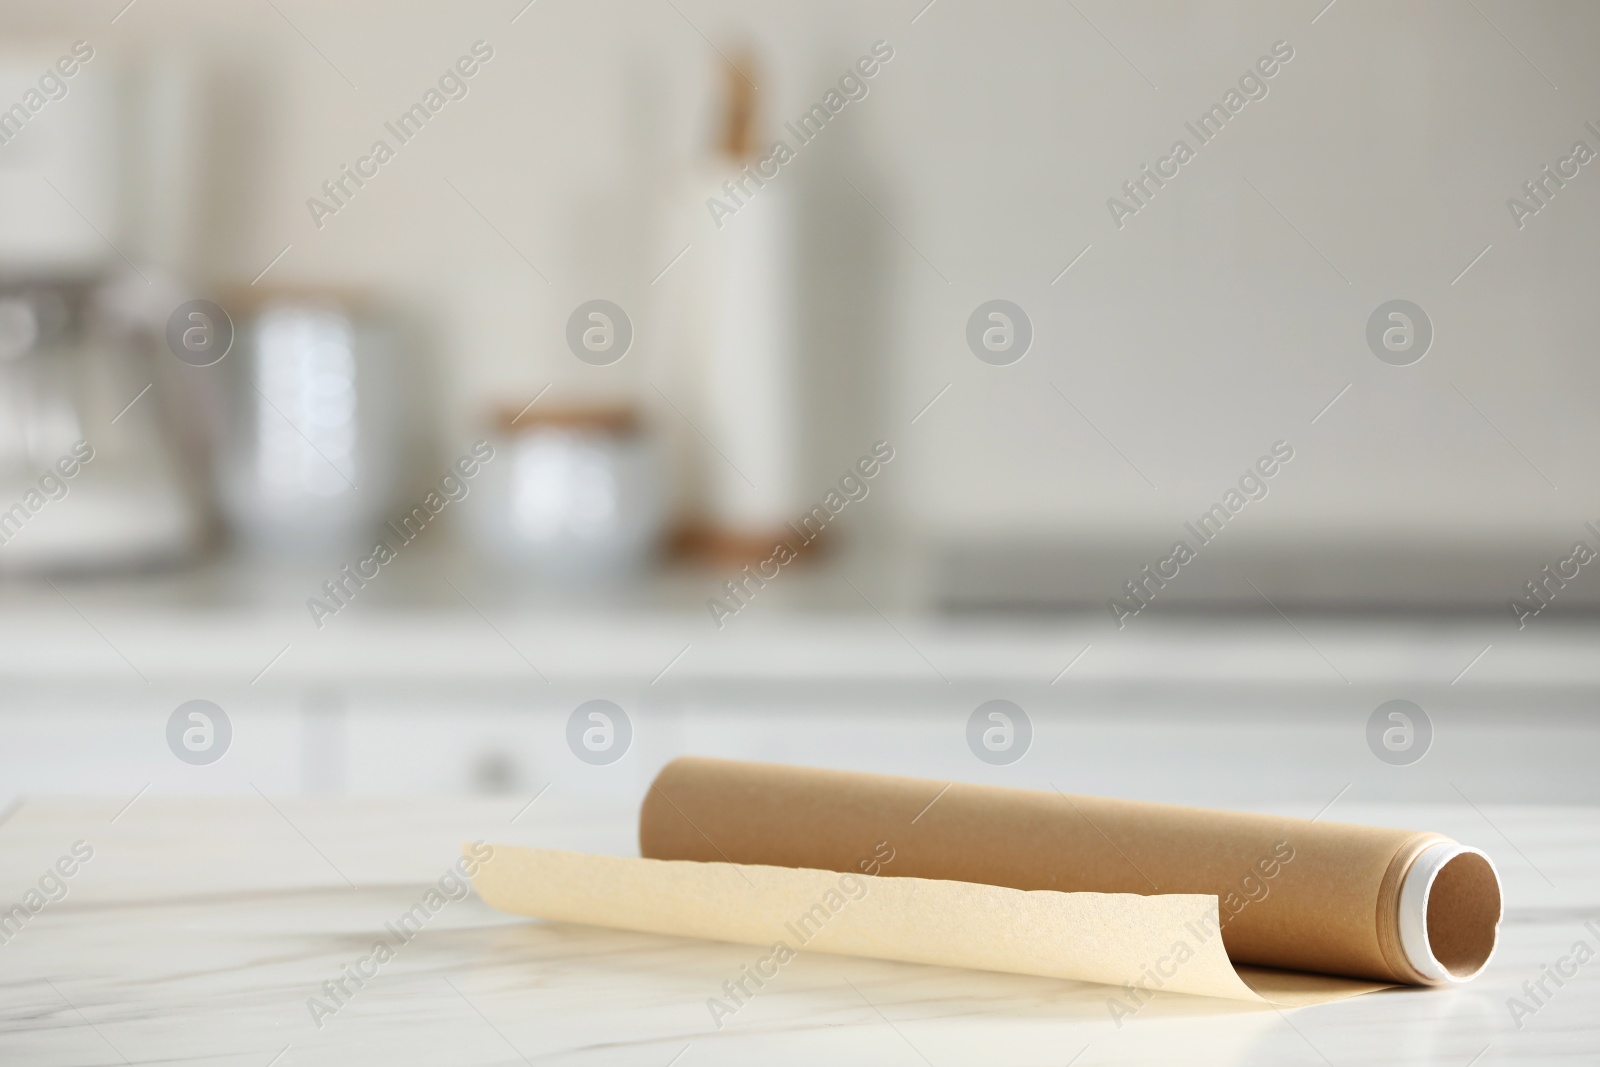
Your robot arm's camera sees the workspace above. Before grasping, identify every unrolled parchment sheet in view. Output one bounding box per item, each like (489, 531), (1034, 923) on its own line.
(469, 844), (1386, 1006)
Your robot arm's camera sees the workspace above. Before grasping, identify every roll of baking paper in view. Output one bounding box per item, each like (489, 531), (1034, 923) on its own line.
(637, 757), (1502, 987)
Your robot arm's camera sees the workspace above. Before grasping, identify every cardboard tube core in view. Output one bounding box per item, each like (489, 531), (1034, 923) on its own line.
(1399, 844), (1501, 982)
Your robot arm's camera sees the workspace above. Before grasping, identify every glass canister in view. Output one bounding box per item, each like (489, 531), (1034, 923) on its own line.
(467, 404), (665, 582)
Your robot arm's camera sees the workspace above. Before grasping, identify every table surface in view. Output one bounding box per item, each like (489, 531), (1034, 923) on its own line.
(1, 793), (1596, 1066)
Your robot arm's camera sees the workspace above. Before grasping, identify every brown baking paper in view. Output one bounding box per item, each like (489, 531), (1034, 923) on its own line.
(637, 758), (1499, 986)
(471, 757), (1499, 1005)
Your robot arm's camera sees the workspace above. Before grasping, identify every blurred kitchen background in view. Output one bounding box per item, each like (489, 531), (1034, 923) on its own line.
(1, 1), (1596, 812)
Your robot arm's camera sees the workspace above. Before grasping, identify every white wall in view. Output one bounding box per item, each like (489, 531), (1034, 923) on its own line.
(4, 0), (1596, 556)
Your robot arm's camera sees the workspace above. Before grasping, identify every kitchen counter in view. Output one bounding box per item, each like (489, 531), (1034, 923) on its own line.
(7, 544), (1600, 687)
(2, 793), (1595, 1066)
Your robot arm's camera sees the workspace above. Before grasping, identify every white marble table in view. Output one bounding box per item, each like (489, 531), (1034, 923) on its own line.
(1, 792), (1595, 1066)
